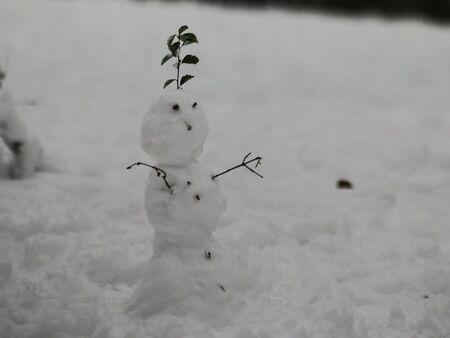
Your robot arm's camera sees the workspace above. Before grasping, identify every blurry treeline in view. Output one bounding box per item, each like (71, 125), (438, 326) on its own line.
(140, 0), (450, 22)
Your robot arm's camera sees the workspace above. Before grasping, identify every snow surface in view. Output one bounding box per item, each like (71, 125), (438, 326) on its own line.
(1, 0), (450, 337)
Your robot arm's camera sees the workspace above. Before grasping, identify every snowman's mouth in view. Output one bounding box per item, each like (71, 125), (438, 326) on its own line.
(184, 121), (192, 131)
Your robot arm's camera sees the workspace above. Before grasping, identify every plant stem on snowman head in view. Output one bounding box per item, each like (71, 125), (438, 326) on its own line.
(161, 26), (199, 90)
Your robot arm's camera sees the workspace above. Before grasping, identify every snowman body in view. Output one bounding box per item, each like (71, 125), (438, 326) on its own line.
(145, 161), (226, 255)
(0, 87), (43, 179)
(126, 90), (236, 318)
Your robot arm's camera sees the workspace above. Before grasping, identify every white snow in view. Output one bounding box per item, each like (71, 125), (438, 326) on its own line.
(1, 0), (450, 337)
(141, 90), (209, 165)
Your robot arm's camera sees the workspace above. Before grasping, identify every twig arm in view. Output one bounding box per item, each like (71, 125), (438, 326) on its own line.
(127, 162), (172, 190)
(212, 152), (263, 180)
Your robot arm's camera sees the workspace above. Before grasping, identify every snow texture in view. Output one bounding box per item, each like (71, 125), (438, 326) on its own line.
(1, 0), (450, 337)
(123, 235), (251, 321)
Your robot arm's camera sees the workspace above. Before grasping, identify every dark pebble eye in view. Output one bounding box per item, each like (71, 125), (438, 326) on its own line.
(192, 102), (197, 108)
(187, 181), (191, 185)
(172, 104), (179, 111)
(195, 194), (200, 201)
(10, 142), (23, 155)
(337, 179), (353, 189)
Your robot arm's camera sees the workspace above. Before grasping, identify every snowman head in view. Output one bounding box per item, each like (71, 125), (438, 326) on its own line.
(141, 90), (208, 166)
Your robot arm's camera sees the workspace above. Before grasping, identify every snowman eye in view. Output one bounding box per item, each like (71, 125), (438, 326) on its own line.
(195, 194), (201, 201)
(192, 102), (197, 108)
(10, 141), (23, 155)
(172, 104), (180, 111)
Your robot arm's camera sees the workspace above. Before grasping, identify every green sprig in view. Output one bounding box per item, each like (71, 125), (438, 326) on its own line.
(161, 26), (199, 89)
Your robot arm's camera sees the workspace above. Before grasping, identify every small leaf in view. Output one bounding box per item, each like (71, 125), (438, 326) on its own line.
(161, 54), (173, 66)
(169, 41), (180, 56)
(167, 34), (176, 47)
(180, 33), (198, 44)
(182, 55), (199, 64)
(182, 40), (198, 47)
(180, 75), (194, 86)
(163, 79), (176, 89)
(178, 25), (189, 34)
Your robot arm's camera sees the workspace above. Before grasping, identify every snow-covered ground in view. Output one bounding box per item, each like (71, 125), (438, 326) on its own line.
(1, 0), (450, 336)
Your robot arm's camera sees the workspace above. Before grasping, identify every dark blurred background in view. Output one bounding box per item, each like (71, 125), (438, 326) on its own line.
(137, 0), (450, 23)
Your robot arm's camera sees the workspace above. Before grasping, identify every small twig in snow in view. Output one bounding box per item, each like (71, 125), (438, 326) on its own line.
(127, 162), (172, 190)
(212, 152), (263, 180)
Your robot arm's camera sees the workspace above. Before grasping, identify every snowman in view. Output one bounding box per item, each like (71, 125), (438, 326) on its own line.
(0, 67), (43, 179)
(124, 27), (262, 318)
